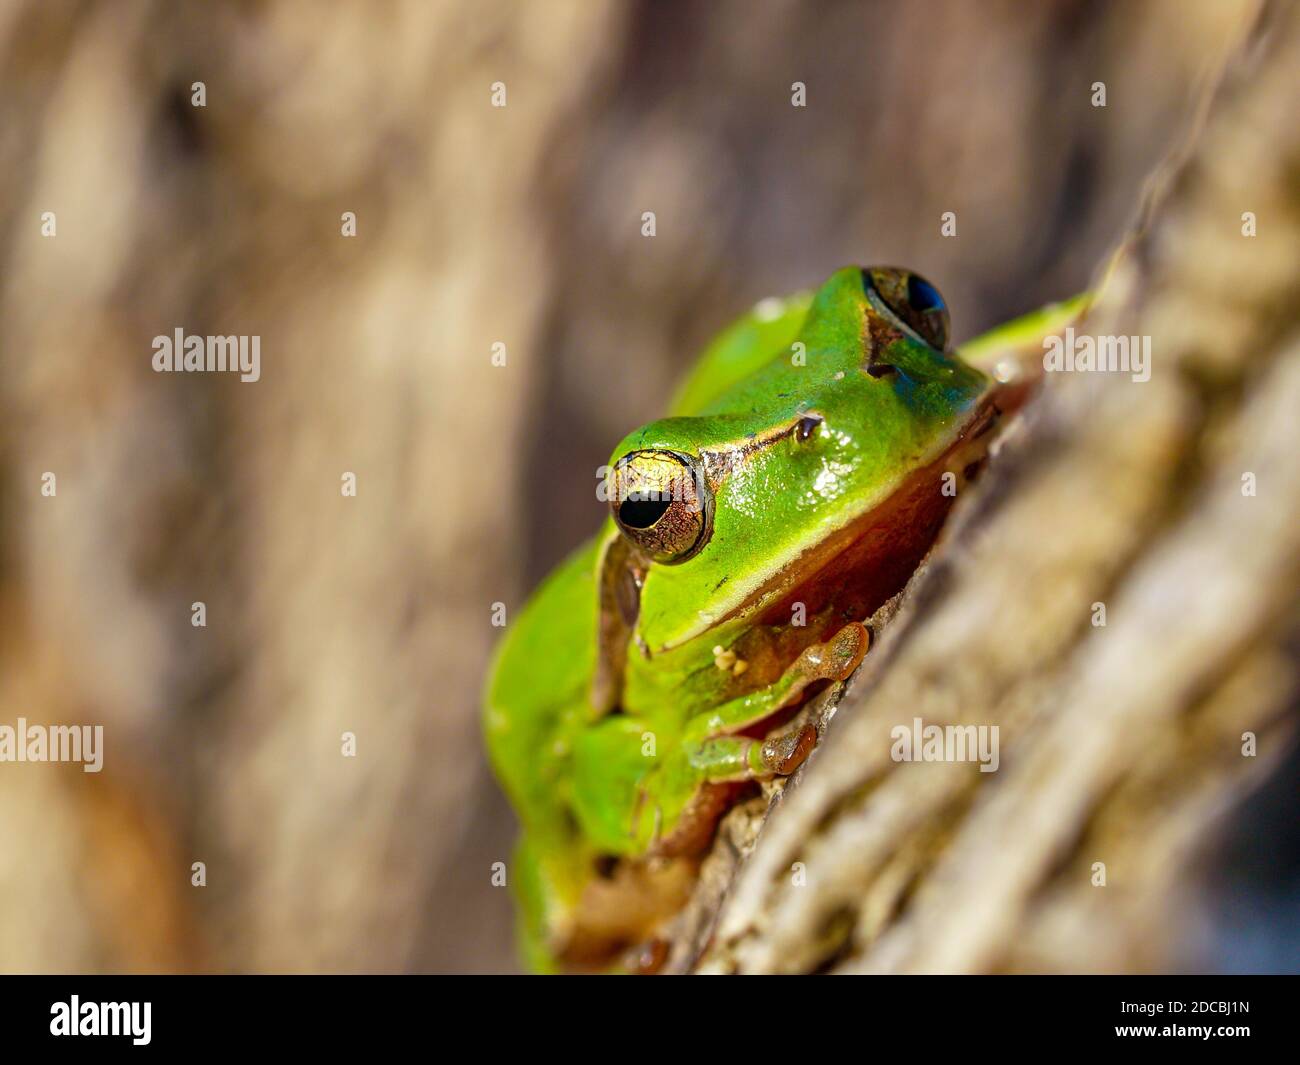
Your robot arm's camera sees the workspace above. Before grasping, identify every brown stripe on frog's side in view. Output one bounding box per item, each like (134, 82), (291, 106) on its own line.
(697, 411), (825, 489)
(590, 529), (651, 717)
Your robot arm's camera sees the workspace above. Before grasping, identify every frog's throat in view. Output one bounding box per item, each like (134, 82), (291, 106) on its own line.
(650, 396), (1000, 655)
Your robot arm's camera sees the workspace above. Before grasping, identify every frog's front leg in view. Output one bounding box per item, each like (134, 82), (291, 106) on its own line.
(684, 725), (819, 781)
(683, 621), (869, 755)
(646, 622), (867, 857)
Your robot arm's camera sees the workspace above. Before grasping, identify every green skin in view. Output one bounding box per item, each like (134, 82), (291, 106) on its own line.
(484, 266), (1086, 972)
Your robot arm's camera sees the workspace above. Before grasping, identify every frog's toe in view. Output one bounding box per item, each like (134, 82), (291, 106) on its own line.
(759, 721), (819, 774)
(622, 936), (671, 975)
(799, 620), (869, 683)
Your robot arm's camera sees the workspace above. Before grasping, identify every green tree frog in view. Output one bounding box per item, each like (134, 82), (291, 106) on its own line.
(484, 266), (1084, 972)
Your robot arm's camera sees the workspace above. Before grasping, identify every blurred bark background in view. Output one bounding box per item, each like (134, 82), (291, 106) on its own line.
(0, 0), (1287, 974)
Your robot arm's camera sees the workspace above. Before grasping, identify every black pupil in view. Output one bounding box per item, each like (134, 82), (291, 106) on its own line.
(620, 495), (671, 529)
(907, 274), (944, 314)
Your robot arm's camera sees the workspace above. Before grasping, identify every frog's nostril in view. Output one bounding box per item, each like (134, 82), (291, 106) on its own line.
(619, 496), (671, 529)
(795, 414), (823, 441)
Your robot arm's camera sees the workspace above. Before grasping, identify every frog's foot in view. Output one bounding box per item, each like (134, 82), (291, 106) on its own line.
(684, 720), (820, 785)
(650, 622), (867, 860)
(684, 620), (869, 745)
(649, 714), (827, 861)
(785, 620), (869, 701)
(691, 621), (867, 775)
(759, 715), (822, 773)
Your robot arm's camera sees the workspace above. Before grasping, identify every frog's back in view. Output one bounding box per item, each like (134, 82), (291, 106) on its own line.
(483, 538), (600, 816)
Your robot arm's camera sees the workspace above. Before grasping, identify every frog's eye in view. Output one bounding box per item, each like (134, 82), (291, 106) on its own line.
(609, 449), (713, 564)
(863, 267), (951, 352)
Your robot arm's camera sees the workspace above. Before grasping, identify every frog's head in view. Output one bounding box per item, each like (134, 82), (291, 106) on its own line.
(605, 266), (990, 654)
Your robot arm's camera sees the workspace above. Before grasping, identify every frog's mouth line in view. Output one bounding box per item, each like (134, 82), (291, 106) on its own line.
(652, 396), (1000, 655)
